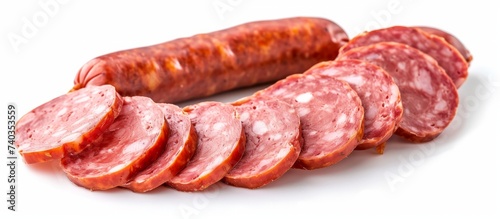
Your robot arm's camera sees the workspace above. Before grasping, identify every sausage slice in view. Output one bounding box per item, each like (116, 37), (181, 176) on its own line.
(123, 103), (197, 193)
(167, 102), (245, 191)
(224, 97), (302, 188)
(15, 85), (122, 164)
(338, 42), (459, 142)
(340, 26), (468, 88)
(255, 74), (364, 170)
(61, 96), (168, 190)
(304, 59), (403, 149)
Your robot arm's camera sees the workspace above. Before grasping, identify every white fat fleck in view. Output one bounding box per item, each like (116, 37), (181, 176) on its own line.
(19, 143), (30, 150)
(94, 105), (107, 114)
(213, 122), (225, 131)
(364, 92), (372, 99)
(109, 163), (126, 173)
(222, 44), (235, 58)
(276, 148), (289, 159)
(60, 132), (81, 143)
(72, 124), (89, 133)
(309, 131), (317, 136)
(52, 129), (67, 137)
(252, 121), (268, 135)
(365, 106), (377, 120)
(73, 117), (85, 125)
(397, 62), (406, 70)
(322, 131), (343, 142)
(417, 69), (435, 95)
(172, 58), (183, 71)
(342, 75), (365, 86)
(56, 107), (68, 117)
(73, 96), (90, 104)
(143, 114), (152, 122)
(123, 140), (146, 155)
(257, 158), (273, 169)
(239, 112), (249, 122)
(295, 92), (313, 103)
(202, 156), (223, 175)
(434, 99), (447, 111)
(322, 68), (339, 76)
(270, 133), (282, 140)
(389, 85), (400, 104)
(298, 108), (310, 117)
(370, 35), (381, 42)
(272, 88), (287, 96)
(337, 113), (347, 125)
(441, 48), (452, 57)
(364, 53), (380, 61)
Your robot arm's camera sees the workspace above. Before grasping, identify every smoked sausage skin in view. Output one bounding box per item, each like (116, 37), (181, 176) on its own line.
(73, 17), (348, 103)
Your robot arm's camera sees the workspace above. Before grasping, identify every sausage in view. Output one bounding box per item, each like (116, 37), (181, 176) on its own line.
(15, 85), (123, 164)
(339, 26), (468, 88)
(338, 42), (459, 142)
(122, 103), (197, 193)
(72, 17), (349, 103)
(414, 26), (472, 65)
(304, 59), (403, 150)
(255, 74), (364, 170)
(223, 97), (302, 189)
(61, 96), (168, 191)
(167, 102), (245, 191)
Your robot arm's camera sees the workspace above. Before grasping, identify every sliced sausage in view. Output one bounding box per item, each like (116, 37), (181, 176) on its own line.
(224, 97), (302, 189)
(255, 74), (364, 170)
(15, 85), (123, 164)
(338, 42), (459, 142)
(61, 96), (168, 191)
(122, 103), (197, 193)
(414, 26), (472, 65)
(167, 102), (245, 191)
(339, 26), (468, 88)
(304, 59), (403, 149)
(73, 17), (349, 103)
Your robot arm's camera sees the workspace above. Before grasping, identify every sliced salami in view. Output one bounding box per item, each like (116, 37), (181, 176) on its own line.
(123, 103), (197, 193)
(304, 59), (403, 149)
(61, 96), (168, 191)
(224, 97), (302, 189)
(255, 74), (364, 170)
(339, 26), (468, 88)
(167, 102), (245, 192)
(338, 42), (459, 142)
(414, 26), (472, 65)
(15, 85), (123, 164)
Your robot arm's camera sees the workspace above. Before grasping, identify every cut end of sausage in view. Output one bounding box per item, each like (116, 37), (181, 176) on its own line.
(73, 58), (110, 92)
(15, 85), (123, 164)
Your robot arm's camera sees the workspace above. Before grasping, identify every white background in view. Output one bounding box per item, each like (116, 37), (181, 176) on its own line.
(1, 0), (499, 218)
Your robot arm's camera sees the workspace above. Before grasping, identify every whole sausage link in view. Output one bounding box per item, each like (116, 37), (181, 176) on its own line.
(72, 17), (349, 103)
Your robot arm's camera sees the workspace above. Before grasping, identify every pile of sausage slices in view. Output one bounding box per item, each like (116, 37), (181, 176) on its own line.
(15, 17), (471, 192)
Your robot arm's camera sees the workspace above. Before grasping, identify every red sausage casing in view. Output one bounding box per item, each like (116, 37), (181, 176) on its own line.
(73, 17), (348, 103)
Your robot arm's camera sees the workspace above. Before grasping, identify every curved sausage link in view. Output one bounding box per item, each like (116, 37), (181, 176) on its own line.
(73, 17), (348, 103)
